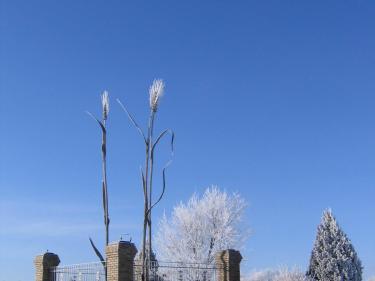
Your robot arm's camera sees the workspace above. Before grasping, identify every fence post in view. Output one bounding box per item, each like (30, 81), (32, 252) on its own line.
(106, 241), (138, 281)
(34, 252), (60, 281)
(215, 249), (242, 281)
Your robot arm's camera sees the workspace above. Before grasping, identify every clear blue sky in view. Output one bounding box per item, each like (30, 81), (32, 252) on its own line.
(1, 1), (375, 280)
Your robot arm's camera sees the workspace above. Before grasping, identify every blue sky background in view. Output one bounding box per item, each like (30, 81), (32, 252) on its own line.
(1, 1), (375, 280)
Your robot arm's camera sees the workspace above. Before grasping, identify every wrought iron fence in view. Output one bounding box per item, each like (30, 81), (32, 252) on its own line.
(50, 260), (220, 281)
(134, 261), (221, 281)
(50, 262), (106, 281)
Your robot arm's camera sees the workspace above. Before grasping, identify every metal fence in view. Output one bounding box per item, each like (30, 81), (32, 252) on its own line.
(50, 260), (220, 281)
(134, 261), (221, 281)
(50, 262), (106, 281)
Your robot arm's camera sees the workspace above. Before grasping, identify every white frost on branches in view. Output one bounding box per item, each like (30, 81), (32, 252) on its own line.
(307, 209), (362, 281)
(155, 186), (249, 264)
(245, 268), (312, 281)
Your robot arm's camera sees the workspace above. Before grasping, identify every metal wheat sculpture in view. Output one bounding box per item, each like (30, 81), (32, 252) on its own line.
(87, 91), (110, 280)
(117, 79), (174, 281)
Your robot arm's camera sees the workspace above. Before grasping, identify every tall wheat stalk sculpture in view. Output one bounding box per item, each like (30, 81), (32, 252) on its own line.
(87, 91), (110, 281)
(117, 79), (174, 281)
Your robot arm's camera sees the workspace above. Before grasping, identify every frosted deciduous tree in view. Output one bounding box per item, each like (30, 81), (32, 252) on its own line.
(307, 209), (362, 281)
(155, 186), (249, 264)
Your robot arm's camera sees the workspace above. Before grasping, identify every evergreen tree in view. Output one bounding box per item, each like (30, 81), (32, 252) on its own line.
(307, 209), (362, 281)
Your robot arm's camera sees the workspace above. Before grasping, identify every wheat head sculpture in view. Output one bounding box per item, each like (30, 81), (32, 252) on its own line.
(87, 91), (110, 280)
(117, 79), (174, 281)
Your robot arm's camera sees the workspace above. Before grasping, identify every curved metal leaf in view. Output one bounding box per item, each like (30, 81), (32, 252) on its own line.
(147, 160), (172, 214)
(117, 99), (147, 144)
(86, 111), (106, 133)
(152, 129), (174, 154)
(102, 181), (109, 226)
(147, 129), (174, 214)
(140, 166), (147, 197)
(89, 237), (105, 266)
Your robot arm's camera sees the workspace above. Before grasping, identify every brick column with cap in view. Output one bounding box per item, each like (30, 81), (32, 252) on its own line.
(34, 252), (60, 281)
(106, 241), (138, 281)
(215, 249), (242, 281)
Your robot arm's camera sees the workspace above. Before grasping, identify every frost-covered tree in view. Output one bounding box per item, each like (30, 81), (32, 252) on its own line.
(155, 186), (249, 265)
(307, 209), (362, 281)
(245, 268), (312, 281)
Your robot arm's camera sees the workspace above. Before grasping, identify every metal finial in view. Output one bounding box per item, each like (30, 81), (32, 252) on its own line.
(120, 233), (130, 241)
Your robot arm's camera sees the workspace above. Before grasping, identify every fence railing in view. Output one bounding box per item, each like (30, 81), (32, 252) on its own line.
(50, 260), (220, 281)
(36, 244), (241, 281)
(50, 262), (106, 281)
(134, 261), (222, 281)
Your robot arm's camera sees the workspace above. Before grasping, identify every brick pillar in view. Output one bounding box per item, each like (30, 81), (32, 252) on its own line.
(106, 241), (138, 281)
(34, 252), (60, 281)
(215, 249), (242, 281)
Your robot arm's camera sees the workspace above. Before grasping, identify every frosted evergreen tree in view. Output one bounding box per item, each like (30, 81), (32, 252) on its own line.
(307, 209), (362, 281)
